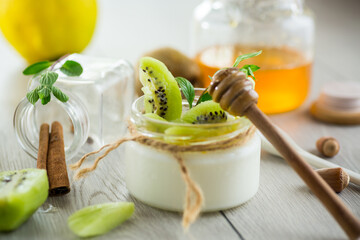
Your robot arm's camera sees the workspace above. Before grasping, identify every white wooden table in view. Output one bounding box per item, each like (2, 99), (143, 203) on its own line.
(1, 0), (360, 239)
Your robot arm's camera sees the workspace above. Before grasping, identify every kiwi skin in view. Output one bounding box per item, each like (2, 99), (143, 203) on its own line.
(136, 47), (202, 96)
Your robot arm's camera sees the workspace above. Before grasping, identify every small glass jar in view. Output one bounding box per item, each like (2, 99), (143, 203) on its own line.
(124, 90), (261, 212)
(191, 0), (315, 114)
(14, 54), (134, 160)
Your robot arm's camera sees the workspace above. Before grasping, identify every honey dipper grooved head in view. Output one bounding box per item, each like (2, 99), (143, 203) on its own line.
(208, 68), (259, 116)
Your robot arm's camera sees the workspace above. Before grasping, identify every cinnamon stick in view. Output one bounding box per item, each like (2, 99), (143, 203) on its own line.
(47, 121), (70, 196)
(37, 123), (49, 170)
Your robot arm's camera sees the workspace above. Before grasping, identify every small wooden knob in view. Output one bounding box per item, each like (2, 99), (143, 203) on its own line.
(316, 168), (350, 193)
(208, 68), (258, 116)
(316, 137), (340, 157)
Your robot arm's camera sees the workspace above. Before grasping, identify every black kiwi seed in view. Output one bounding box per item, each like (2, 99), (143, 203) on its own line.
(146, 67), (149, 70)
(149, 71), (153, 74)
(142, 69), (146, 73)
(193, 110), (227, 124)
(148, 79), (151, 82)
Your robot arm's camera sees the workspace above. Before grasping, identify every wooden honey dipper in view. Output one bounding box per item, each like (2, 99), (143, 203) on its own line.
(209, 68), (360, 240)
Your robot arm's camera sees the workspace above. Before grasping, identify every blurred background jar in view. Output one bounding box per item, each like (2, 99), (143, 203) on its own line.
(191, 0), (315, 114)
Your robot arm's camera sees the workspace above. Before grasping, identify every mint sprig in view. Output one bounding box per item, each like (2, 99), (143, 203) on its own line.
(175, 77), (195, 109)
(232, 51), (262, 80)
(23, 56), (83, 105)
(239, 64), (260, 80)
(232, 50), (262, 68)
(173, 50), (262, 109)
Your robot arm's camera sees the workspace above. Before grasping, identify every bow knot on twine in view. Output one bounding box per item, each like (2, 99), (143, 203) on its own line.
(70, 124), (255, 229)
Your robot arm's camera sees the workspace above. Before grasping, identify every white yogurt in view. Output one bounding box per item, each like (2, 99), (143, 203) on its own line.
(124, 133), (261, 212)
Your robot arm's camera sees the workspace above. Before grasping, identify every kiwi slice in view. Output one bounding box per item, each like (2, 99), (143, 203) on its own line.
(181, 101), (227, 124)
(0, 168), (49, 231)
(143, 113), (167, 122)
(68, 202), (135, 237)
(139, 57), (182, 121)
(143, 113), (169, 133)
(135, 47), (202, 96)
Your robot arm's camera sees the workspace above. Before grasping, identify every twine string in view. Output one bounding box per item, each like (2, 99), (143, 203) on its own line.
(69, 124), (255, 229)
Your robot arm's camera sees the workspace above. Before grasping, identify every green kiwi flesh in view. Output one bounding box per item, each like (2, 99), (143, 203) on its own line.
(0, 168), (49, 231)
(181, 101), (227, 124)
(143, 113), (169, 133)
(143, 113), (167, 122)
(140, 57), (182, 121)
(68, 202), (135, 237)
(164, 117), (250, 144)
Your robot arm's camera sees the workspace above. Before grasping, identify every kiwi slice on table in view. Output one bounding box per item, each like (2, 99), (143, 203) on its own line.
(181, 101), (228, 124)
(68, 202), (135, 238)
(0, 168), (49, 231)
(139, 57), (182, 121)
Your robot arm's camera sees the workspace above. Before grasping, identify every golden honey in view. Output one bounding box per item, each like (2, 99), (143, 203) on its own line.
(195, 45), (312, 114)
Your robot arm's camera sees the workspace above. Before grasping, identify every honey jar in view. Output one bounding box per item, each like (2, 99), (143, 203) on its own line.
(191, 0), (315, 114)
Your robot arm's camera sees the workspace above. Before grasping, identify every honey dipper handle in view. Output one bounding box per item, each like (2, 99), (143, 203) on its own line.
(246, 104), (360, 240)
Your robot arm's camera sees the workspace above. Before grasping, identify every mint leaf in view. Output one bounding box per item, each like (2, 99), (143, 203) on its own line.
(240, 64), (260, 79)
(41, 95), (51, 105)
(241, 64), (260, 73)
(39, 72), (58, 86)
(233, 51), (262, 67)
(175, 77), (195, 109)
(197, 92), (212, 105)
(60, 60), (83, 76)
(38, 86), (51, 99)
(23, 61), (52, 75)
(52, 86), (69, 102)
(26, 88), (40, 105)
(196, 87), (212, 105)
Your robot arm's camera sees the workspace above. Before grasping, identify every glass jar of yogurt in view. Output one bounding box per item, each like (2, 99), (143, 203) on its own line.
(124, 89), (261, 212)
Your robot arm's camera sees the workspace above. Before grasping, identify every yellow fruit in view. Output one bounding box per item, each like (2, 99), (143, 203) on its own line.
(0, 0), (97, 63)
